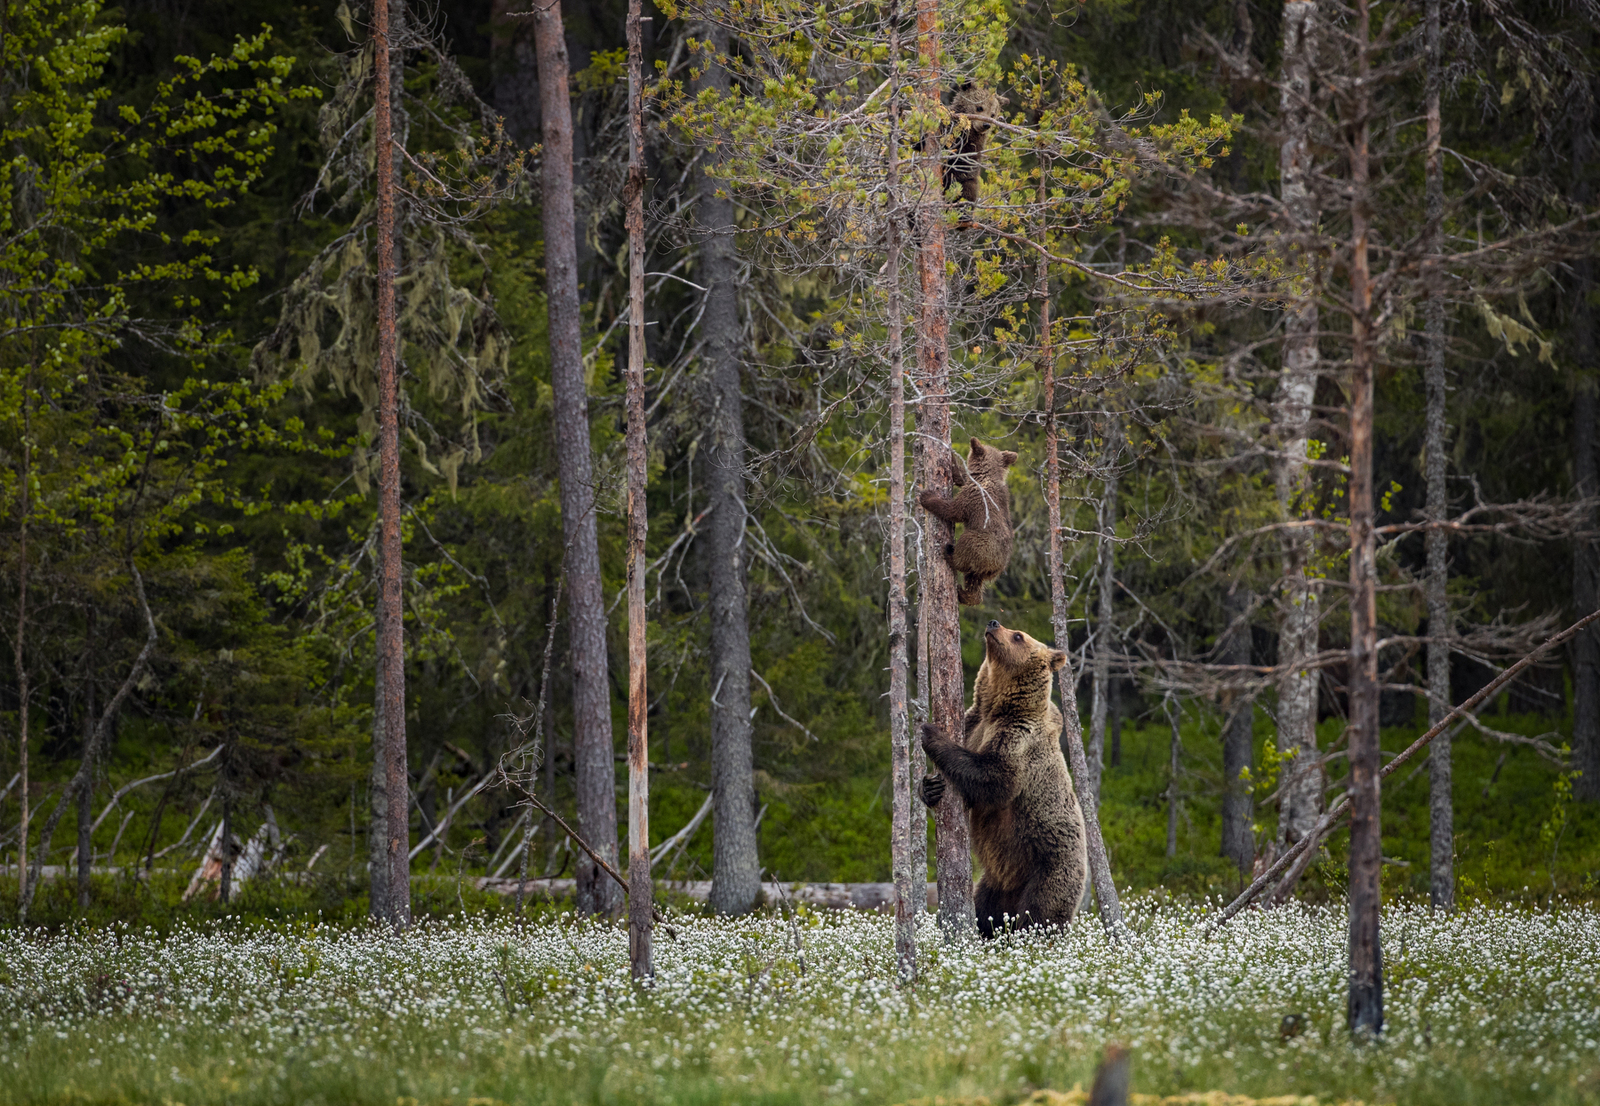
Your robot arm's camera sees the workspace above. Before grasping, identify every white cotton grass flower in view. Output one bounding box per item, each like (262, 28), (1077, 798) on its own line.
(0, 898), (1594, 1104)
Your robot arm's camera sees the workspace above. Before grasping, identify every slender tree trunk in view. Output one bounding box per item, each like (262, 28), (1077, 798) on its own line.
(914, 0), (972, 941)
(1274, 0), (1324, 858)
(1422, 0), (1453, 907)
(77, 612), (95, 909)
(1043, 292), (1124, 938)
(1166, 705), (1181, 858)
(535, 0), (620, 915)
(1109, 679), (1121, 768)
(623, 0), (653, 980)
(1221, 587), (1255, 876)
(368, 578), (391, 918)
(373, 0), (410, 929)
(1346, 0), (1383, 1036)
(13, 415), (27, 903)
(1571, 69), (1600, 803)
(219, 793), (233, 905)
(1088, 462), (1117, 802)
(697, 19), (760, 918)
(885, 40), (915, 975)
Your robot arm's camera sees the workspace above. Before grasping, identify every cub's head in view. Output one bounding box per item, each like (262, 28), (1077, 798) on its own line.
(982, 620), (1066, 707)
(965, 438), (1018, 485)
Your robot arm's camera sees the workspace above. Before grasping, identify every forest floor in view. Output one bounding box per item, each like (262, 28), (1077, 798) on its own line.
(1, 899), (1595, 1106)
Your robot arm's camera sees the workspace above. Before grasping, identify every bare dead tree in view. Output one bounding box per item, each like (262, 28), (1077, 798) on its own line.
(624, 0), (654, 982)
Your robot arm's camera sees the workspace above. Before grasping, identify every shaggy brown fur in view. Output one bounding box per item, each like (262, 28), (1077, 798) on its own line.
(918, 438), (1017, 606)
(920, 620), (1088, 937)
(944, 83), (1004, 207)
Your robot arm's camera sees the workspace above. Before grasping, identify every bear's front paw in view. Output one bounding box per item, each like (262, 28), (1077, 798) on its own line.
(917, 490), (941, 511)
(919, 722), (944, 752)
(920, 774), (946, 808)
(950, 467), (967, 487)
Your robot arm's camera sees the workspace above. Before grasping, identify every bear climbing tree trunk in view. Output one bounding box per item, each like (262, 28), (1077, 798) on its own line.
(536, 0), (620, 917)
(697, 17), (762, 918)
(913, 0), (974, 942)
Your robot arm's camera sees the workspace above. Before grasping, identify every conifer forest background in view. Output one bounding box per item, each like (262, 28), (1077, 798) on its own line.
(4, 0), (1600, 931)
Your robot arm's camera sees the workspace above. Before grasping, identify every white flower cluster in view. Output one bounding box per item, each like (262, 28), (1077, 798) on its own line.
(0, 898), (1594, 1104)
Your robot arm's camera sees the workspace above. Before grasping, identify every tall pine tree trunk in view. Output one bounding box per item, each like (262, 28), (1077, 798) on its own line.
(697, 19), (760, 918)
(886, 32), (916, 976)
(1220, 587), (1255, 876)
(1422, 0), (1453, 906)
(373, 0), (410, 928)
(535, 0), (620, 915)
(913, 0), (972, 941)
(1572, 69), (1600, 803)
(1346, 0), (1383, 1036)
(368, 596), (390, 917)
(623, 0), (653, 978)
(1274, 0), (1324, 857)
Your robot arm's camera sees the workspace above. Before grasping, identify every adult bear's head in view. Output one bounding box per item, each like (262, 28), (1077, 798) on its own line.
(982, 620), (1066, 711)
(966, 438), (1018, 483)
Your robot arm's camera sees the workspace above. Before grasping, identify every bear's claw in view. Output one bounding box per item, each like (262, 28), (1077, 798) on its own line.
(920, 774), (946, 807)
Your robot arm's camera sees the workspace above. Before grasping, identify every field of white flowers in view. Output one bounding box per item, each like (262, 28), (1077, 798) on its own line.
(0, 897), (1595, 1105)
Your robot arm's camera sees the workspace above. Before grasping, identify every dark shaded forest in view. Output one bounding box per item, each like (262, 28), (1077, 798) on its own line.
(3, 0), (1598, 930)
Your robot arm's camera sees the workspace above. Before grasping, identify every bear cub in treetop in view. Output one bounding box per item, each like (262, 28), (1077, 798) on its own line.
(921, 619), (1088, 937)
(918, 438), (1016, 606)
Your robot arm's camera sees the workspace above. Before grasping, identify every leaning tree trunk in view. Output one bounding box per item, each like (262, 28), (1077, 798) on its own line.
(1422, 0), (1453, 906)
(623, 0), (653, 979)
(1040, 225), (1124, 937)
(697, 18), (760, 918)
(913, 0), (972, 942)
(373, 0), (411, 929)
(1572, 80), (1600, 803)
(1346, 0), (1383, 1037)
(535, 0), (619, 915)
(884, 41), (916, 976)
(1087, 457), (1118, 803)
(1273, 0), (1324, 860)
(1220, 586), (1256, 876)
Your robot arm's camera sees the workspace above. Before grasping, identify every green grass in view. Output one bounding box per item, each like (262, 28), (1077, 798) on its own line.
(2, 901), (1597, 1105)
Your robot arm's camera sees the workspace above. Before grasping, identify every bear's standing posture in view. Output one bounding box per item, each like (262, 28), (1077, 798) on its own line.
(918, 438), (1016, 606)
(920, 620), (1088, 936)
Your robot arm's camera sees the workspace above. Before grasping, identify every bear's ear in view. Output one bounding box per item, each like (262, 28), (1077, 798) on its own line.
(1000, 450), (1019, 467)
(1047, 649), (1067, 672)
(969, 437), (985, 455)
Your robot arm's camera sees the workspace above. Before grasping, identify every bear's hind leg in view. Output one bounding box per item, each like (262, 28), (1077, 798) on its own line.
(957, 572), (990, 606)
(1014, 863), (1083, 931)
(975, 879), (1021, 939)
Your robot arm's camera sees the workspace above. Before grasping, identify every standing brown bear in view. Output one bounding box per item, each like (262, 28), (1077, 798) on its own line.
(919, 438), (1017, 606)
(920, 619), (1088, 936)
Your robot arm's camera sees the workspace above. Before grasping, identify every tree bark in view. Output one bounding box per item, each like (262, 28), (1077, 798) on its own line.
(1088, 460), (1117, 803)
(535, 0), (620, 915)
(885, 31), (916, 978)
(1043, 287), (1124, 939)
(1572, 71), (1600, 803)
(1220, 587), (1255, 876)
(1422, 0), (1453, 906)
(368, 574), (391, 918)
(77, 611), (95, 909)
(623, 0), (653, 980)
(13, 406), (27, 905)
(1274, 0), (1324, 857)
(914, 0), (972, 942)
(373, 0), (411, 929)
(697, 18), (760, 918)
(1346, 0), (1383, 1036)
